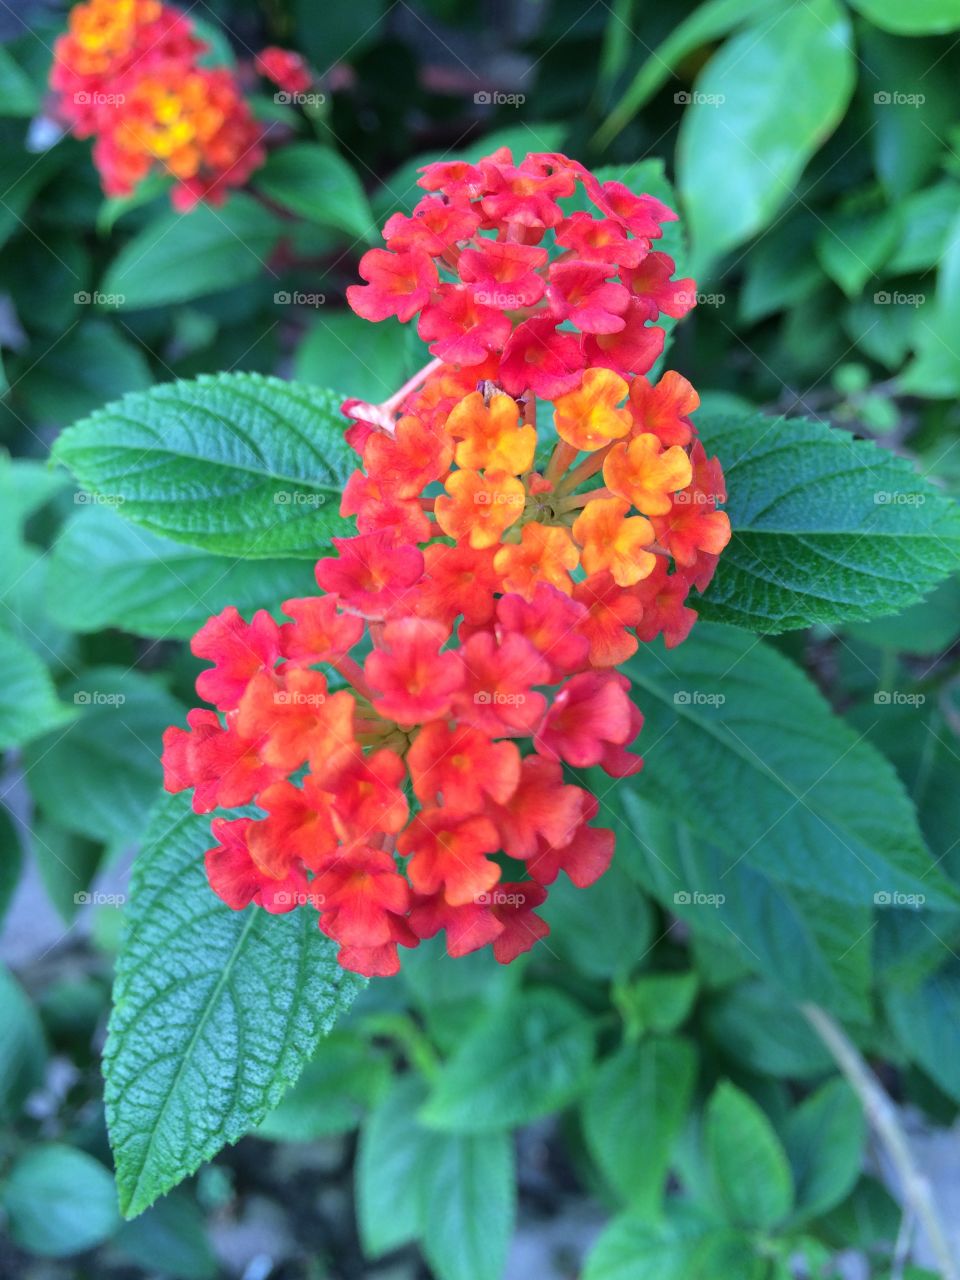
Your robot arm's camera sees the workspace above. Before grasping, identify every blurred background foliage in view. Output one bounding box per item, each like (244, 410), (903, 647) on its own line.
(2, 0), (960, 1277)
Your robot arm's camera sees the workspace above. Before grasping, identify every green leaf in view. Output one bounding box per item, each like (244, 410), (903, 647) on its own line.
(103, 792), (365, 1217)
(696, 412), (960, 631)
(0, 963), (46, 1119)
(886, 182), (959, 273)
(418, 1129), (515, 1280)
(783, 1079), (866, 1221)
(257, 1032), (389, 1139)
(421, 990), (595, 1132)
(846, 575), (960, 655)
(594, 0), (787, 148)
(47, 507), (317, 639)
(705, 1082), (794, 1229)
(24, 669), (183, 846)
(739, 211), (822, 324)
(0, 1145), (120, 1256)
(294, 310), (418, 402)
(0, 46), (40, 116)
(17, 322), (152, 425)
(885, 957), (960, 1103)
(252, 144), (375, 240)
(707, 979), (835, 1079)
(541, 864), (653, 979)
(677, 0), (855, 271)
(616, 798), (872, 1021)
(357, 1077), (431, 1258)
(0, 454), (69, 530)
(0, 805), (22, 927)
(816, 202), (901, 297)
(849, 0), (960, 34)
(583, 1037), (697, 1212)
(0, 630), (75, 749)
(114, 1191), (217, 1280)
(623, 624), (957, 909)
(101, 195), (284, 309)
(617, 972), (699, 1036)
(584, 1208), (764, 1280)
(52, 373), (355, 558)
(902, 207), (960, 396)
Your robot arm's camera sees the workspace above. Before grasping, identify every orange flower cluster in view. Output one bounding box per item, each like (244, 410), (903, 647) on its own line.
(50, 0), (269, 209)
(163, 149), (732, 978)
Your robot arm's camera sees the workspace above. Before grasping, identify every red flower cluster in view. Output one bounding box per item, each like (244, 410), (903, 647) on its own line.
(49, 1), (308, 209)
(163, 148), (731, 978)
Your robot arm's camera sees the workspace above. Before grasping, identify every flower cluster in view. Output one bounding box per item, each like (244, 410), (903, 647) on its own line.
(163, 148), (731, 978)
(49, 0), (307, 209)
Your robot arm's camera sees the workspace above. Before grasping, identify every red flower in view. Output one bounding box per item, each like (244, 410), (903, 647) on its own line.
(256, 46), (312, 96)
(535, 671), (642, 775)
(205, 817), (309, 913)
(487, 755), (585, 859)
(347, 248), (438, 323)
(495, 584), (590, 679)
(191, 606), (281, 712)
(315, 533), (424, 619)
(407, 720), (521, 812)
(279, 595), (364, 666)
(365, 618), (464, 725)
(500, 318), (585, 398)
(399, 810), (501, 905)
(547, 261), (631, 334)
(490, 882), (550, 963)
(417, 285), (513, 365)
(454, 630), (549, 735)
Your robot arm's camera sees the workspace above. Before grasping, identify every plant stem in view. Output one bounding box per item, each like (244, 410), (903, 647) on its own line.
(801, 1003), (959, 1280)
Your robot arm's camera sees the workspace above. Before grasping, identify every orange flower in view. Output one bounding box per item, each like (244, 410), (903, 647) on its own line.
(629, 370), (699, 447)
(603, 432), (692, 516)
(446, 390), (536, 475)
(552, 368), (631, 452)
(572, 496), (656, 587)
(435, 469), (525, 549)
(494, 521), (579, 596)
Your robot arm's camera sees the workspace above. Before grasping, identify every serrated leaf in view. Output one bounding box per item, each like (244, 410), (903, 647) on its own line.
(418, 1128), (515, 1280)
(0, 630), (75, 749)
(102, 195), (284, 309)
(622, 625), (957, 910)
(705, 1082), (794, 1229)
(23, 668), (183, 845)
(52, 373), (355, 557)
(47, 507), (317, 639)
(696, 412), (960, 631)
(104, 792), (365, 1217)
(420, 990), (594, 1132)
(583, 1037), (697, 1211)
(252, 144), (375, 240)
(783, 1079), (865, 1221)
(257, 1032), (389, 1140)
(677, 0), (855, 270)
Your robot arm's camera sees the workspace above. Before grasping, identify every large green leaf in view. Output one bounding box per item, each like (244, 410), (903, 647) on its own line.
(677, 0), (855, 270)
(885, 958), (960, 1103)
(103, 792), (364, 1217)
(0, 1145), (120, 1257)
(696, 412), (960, 631)
(47, 507), (316, 639)
(17, 321), (152, 425)
(849, 0), (960, 33)
(621, 625), (958, 909)
(582, 1037), (697, 1212)
(23, 668), (183, 845)
(52, 373), (356, 557)
(420, 990), (594, 1132)
(418, 1129), (515, 1280)
(783, 1080), (866, 1221)
(0, 631), (75, 749)
(252, 144), (375, 240)
(584, 1208), (764, 1280)
(102, 195), (284, 309)
(705, 1082), (794, 1229)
